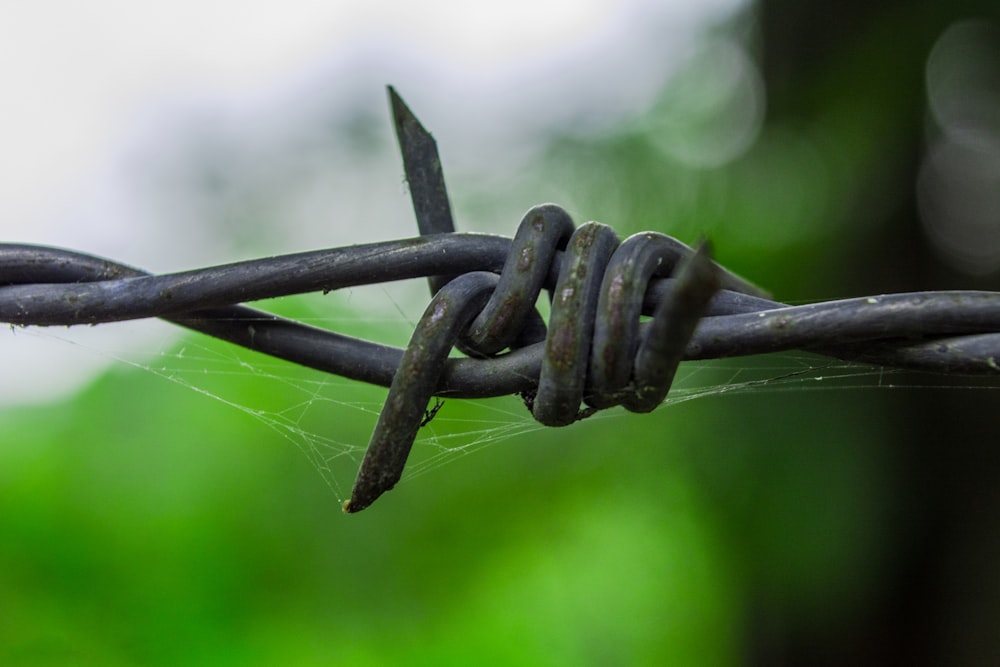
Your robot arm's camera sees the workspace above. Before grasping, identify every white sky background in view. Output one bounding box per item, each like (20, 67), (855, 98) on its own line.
(0, 0), (745, 405)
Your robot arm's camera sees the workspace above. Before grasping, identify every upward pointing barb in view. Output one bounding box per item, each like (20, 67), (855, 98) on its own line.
(388, 86), (456, 296)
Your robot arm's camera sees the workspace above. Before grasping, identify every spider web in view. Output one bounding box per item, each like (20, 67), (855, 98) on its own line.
(4, 285), (998, 506)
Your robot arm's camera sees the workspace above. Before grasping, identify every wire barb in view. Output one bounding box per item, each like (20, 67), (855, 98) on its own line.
(2, 87), (1000, 513)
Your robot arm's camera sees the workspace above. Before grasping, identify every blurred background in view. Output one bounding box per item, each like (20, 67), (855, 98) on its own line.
(2, 0), (1000, 664)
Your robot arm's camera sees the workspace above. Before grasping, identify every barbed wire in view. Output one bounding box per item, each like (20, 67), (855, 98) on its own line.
(3, 87), (999, 513)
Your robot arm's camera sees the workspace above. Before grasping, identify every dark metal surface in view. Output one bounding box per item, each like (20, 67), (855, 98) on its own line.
(3, 87), (999, 512)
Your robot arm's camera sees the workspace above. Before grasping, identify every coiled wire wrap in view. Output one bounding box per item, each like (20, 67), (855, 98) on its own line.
(2, 87), (1000, 512)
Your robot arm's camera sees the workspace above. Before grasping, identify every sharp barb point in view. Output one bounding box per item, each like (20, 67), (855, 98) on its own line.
(388, 84), (457, 294)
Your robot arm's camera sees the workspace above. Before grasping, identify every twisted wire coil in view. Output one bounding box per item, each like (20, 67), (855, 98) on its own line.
(2, 87), (999, 512)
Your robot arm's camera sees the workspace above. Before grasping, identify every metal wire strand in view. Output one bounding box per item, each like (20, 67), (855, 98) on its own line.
(2, 86), (1000, 513)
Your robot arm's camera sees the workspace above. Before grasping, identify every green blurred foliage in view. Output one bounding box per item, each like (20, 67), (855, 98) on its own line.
(0, 318), (901, 665)
(0, 353), (883, 665)
(3, 3), (1000, 665)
